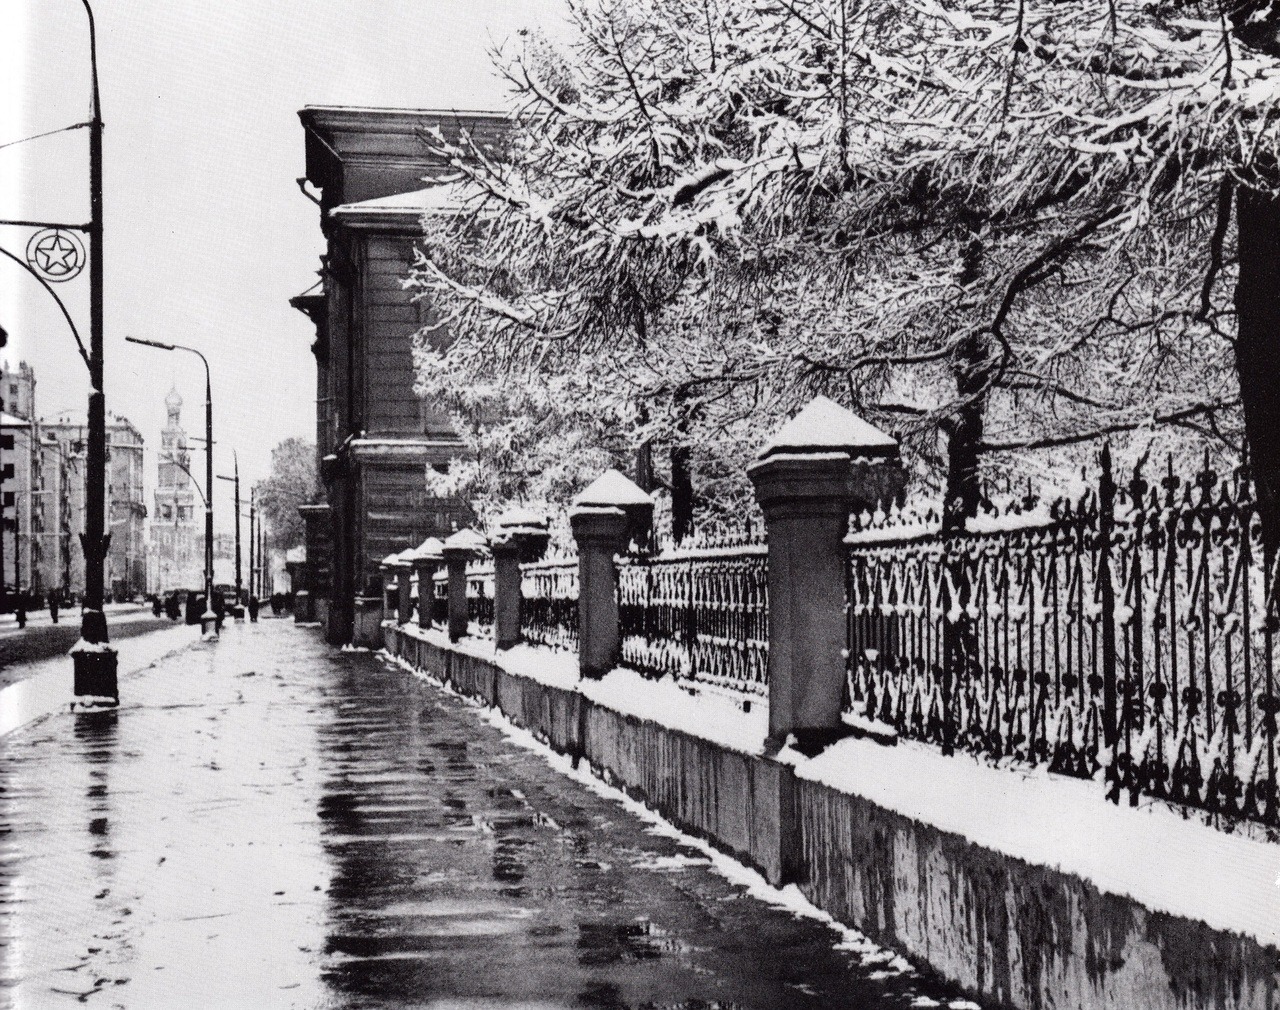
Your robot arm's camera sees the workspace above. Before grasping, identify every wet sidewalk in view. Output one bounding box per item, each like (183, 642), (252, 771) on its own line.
(0, 620), (984, 1009)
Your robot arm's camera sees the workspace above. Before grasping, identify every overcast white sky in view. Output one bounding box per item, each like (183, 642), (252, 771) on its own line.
(0, 0), (566, 534)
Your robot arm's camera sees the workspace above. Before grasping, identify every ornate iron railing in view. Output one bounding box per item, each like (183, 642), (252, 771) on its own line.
(617, 542), (769, 695)
(466, 566), (494, 637)
(845, 449), (1280, 827)
(431, 571), (448, 627)
(519, 559), (579, 651)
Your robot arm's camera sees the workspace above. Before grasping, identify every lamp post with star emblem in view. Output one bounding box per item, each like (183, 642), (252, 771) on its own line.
(66, 0), (119, 703)
(0, 1), (116, 701)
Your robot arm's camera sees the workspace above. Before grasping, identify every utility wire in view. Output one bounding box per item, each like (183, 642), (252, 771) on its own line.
(0, 121), (92, 152)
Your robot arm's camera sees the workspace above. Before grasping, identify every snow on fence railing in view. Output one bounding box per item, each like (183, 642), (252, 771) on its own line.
(466, 563), (494, 637)
(519, 557), (579, 652)
(617, 529), (769, 697)
(845, 448), (1280, 830)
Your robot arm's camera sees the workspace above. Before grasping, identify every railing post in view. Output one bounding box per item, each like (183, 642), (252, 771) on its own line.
(442, 528), (487, 642)
(570, 469), (654, 679)
(1098, 444), (1120, 797)
(748, 396), (905, 751)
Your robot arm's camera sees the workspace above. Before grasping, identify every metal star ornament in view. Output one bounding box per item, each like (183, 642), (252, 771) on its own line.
(26, 228), (86, 283)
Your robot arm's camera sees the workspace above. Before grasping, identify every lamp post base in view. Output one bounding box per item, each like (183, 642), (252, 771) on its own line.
(201, 611), (219, 640)
(71, 642), (119, 706)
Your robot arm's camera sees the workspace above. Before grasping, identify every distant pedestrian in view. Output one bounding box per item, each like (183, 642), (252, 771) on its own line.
(248, 595), (259, 623)
(48, 594), (59, 625)
(15, 592), (26, 629)
(213, 591), (226, 632)
(270, 592), (283, 616)
(165, 593), (181, 621)
(152, 595), (162, 618)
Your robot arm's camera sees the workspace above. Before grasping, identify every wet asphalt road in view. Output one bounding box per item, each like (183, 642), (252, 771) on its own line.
(0, 620), (984, 1009)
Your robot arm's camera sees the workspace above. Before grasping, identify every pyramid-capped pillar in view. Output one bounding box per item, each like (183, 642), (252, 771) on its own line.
(569, 469), (654, 678)
(747, 397), (906, 749)
(442, 528), (488, 641)
(407, 536), (445, 629)
(490, 507), (551, 650)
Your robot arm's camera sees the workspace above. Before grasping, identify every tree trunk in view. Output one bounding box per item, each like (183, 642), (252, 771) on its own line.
(671, 442), (694, 545)
(942, 336), (987, 534)
(939, 237), (990, 755)
(1235, 185), (1280, 558)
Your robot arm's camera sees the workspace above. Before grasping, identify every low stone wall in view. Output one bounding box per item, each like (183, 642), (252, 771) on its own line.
(383, 625), (1280, 1010)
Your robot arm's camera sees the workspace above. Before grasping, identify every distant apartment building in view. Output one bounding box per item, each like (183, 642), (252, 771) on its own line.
(0, 362), (147, 603)
(106, 416), (147, 599)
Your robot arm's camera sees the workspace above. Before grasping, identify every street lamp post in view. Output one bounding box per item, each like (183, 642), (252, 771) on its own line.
(125, 336), (217, 638)
(70, 0), (117, 704)
(216, 453), (244, 618)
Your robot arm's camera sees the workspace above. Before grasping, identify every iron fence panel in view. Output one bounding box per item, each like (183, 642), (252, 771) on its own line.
(845, 450), (1280, 828)
(618, 545), (769, 696)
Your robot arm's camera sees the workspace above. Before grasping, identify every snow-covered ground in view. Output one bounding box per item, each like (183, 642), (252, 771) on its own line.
(0, 623), (201, 736)
(391, 622), (1280, 951)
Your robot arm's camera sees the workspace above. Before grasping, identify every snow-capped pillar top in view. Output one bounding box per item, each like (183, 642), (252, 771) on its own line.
(751, 395), (904, 515)
(748, 397), (906, 750)
(573, 469), (654, 550)
(491, 506), (551, 564)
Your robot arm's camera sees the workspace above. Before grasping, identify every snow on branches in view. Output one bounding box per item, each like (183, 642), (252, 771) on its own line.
(406, 0), (1274, 530)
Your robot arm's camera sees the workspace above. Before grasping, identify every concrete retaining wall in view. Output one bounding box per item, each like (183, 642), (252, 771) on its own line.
(384, 626), (1280, 1010)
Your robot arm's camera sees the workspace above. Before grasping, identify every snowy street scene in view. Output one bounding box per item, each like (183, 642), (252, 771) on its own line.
(4, 0), (1280, 1007)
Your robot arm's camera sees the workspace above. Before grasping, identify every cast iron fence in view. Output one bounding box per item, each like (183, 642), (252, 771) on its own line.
(845, 448), (1280, 827)
(467, 566), (494, 637)
(617, 533), (769, 696)
(520, 559), (579, 651)
(431, 571), (448, 627)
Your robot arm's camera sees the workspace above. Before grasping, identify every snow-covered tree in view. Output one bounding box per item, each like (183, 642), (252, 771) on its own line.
(409, 0), (1280, 540)
(254, 438), (317, 550)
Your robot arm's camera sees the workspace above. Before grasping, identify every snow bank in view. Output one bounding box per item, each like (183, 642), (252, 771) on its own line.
(786, 735), (1280, 948)
(398, 623), (769, 755)
(0, 623), (201, 736)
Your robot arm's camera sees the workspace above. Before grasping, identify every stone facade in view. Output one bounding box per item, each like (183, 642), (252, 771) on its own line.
(292, 107), (502, 644)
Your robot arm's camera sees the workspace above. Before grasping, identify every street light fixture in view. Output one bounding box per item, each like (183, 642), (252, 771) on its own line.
(125, 335), (217, 639)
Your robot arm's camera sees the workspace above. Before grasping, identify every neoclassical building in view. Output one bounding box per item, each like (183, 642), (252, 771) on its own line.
(292, 107), (504, 643)
(147, 387), (202, 593)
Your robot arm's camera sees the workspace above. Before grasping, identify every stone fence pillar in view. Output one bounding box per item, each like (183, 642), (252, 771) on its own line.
(491, 507), (551, 651)
(748, 396), (905, 750)
(379, 553), (401, 622)
(395, 556), (414, 625)
(570, 470), (654, 679)
(409, 537), (444, 630)
(570, 507), (630, 678)
(443, 528), (488, 642)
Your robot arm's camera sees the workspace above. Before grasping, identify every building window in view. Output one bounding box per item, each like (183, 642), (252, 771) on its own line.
(160, 504), (172, 520)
